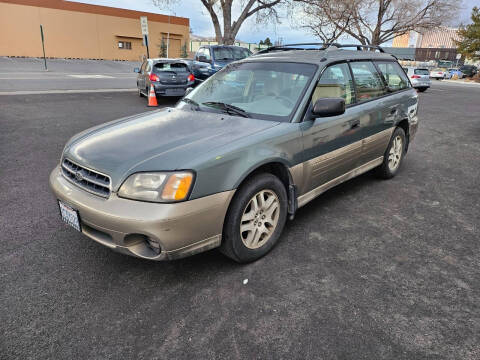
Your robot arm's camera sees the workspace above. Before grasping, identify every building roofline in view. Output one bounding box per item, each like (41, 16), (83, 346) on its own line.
(0, 0), (189, 26)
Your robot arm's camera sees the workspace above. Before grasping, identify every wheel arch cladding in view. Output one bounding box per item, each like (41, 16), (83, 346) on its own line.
(397, 119), (410, 151)
(235, 161), (292, 192)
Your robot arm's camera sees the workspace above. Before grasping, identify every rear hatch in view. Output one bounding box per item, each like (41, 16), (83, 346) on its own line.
(153, 61), (190, 85)
(413, 68), (430, 82)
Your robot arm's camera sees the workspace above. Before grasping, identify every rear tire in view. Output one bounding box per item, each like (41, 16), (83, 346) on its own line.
(376, 127), (406, 179)
(220, 173), (288, 263)
(138, 88), (144, 97)
(417, 87), (427, 92)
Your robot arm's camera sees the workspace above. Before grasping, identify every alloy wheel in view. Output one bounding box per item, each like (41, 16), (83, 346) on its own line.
(240, 190), (279, 249)
(388, 135), (403, 171)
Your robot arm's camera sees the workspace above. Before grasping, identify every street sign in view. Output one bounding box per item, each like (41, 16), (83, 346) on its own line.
(140, 16), (149, 36)
(456, 53), (462, 60)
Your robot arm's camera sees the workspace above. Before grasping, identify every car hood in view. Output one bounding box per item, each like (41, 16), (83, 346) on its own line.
(64, 108), (279, 190)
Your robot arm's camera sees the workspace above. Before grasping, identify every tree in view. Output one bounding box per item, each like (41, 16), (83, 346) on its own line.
(455, 7), (480, 60)
(152, 0), (286, 45)
(158, 38), (167, 57)
(263, 37), (273, 46)
(297, 0), (458, 46)
(180, 42), (189, 58)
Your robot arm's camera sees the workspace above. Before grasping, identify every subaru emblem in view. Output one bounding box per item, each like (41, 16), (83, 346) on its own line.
(75, 171), (84, 181)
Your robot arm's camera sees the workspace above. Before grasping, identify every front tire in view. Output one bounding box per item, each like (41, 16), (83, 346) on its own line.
(220, 173), (288, 263)
(417, 87), (427, 92)
(376, 127), (406, 179)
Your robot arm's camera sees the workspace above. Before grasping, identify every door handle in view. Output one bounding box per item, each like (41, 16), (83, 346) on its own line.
(350, 120), (360, 129)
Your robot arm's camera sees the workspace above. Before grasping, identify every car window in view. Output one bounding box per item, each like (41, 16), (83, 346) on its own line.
(140, 61), (147, 74)
(198, 48), (211, 61)
(414, 69), (429, 75)
(145, 62), (152, 73)
(213, 47), (235, 61)
(350, 61), (386, 102)
(376, 62), (409, 91)
(231, 47), (251, 60)
(181, 62), (316, 122)
(153, 62), (189, 72)
(313, 63), (355, 106)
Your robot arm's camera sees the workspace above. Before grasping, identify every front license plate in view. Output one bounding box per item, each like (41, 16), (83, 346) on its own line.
(166, 88), (185, 96)
(58, 200), (81, 232)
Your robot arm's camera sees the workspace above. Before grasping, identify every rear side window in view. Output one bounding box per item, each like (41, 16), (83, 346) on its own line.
(313, 63), (355, 105)
(376, 62), (409, 91)
(350, 61), (386, 102)
(414, 68), (429, 75)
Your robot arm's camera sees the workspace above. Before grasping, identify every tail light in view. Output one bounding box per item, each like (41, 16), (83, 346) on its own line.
(187, 73), (195, 82)
(149, 73), (160, 82)
(411, 75), (421, 79)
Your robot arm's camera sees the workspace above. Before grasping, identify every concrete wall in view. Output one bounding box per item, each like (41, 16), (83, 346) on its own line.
(0, 0), (189, 60)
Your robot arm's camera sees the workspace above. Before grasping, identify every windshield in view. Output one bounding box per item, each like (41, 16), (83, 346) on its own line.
(213, 47), (251, 61)
(414, 69), (429, 75)
(177, 62), (317, 122)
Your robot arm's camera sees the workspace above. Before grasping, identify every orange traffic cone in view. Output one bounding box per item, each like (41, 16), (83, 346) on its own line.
(147, 84), (158, 107)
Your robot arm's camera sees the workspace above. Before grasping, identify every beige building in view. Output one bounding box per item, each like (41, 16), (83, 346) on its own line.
(0, 0), (190, 60)
(392, 28), (461, 49)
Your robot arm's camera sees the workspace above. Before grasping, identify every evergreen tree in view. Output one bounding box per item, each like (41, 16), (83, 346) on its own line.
(158, 38), (167, 58)
(180, 43), (188, 58)
(455, 7), (480, 60)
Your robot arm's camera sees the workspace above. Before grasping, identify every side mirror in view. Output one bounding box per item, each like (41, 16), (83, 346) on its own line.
(134, 67), (140, 73)
(184, 87), (194, 96)
(198, 55), (210, 63)
(311, 98), (345, 118)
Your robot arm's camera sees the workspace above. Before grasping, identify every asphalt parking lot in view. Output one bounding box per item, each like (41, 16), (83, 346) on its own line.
(1, 82), (479, 359)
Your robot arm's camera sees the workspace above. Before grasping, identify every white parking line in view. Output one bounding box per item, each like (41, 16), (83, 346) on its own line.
(68, 74), (115, 78)
(0, 88), (137, 95)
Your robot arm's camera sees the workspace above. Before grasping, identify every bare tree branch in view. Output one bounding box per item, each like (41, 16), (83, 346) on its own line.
(296, 0), (459, 46)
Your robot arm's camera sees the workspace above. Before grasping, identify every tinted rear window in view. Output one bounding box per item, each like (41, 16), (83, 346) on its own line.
(414, 69), (429, 75)
(153, 62), (188, 72)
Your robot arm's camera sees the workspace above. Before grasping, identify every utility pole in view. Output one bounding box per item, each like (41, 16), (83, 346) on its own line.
(40, 25), (47, 70)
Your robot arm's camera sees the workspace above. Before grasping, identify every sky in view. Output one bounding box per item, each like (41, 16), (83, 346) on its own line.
(73, 0), (480, 45)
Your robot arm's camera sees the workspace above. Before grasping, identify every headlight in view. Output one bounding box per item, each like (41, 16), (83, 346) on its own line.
(118, 171), (194, 202)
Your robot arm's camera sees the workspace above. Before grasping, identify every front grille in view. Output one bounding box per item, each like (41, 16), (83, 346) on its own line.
(61, 158), (111, 198)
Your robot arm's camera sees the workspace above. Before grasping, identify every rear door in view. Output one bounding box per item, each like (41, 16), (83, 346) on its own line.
(348, 61), (391, 166)
(138, 60), (147, 92)
(300, 62), (362, 193)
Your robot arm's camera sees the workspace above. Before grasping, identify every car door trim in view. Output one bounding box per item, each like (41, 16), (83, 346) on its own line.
(290, 127), (394, 207)
(297, 156), (384, 208)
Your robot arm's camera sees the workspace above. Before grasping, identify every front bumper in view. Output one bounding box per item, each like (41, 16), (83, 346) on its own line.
(49, 166), (235, 260)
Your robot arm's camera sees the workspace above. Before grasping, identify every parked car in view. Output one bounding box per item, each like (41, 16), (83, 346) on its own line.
(430, 68), (449, 80)
(134, 58), (195, 98)
(448, 68), (465, 78)
(458, 64), (478, 77)
(191, 45), (252, 82)
(50, 43), (419, 263)
(403, 67), (431, 92)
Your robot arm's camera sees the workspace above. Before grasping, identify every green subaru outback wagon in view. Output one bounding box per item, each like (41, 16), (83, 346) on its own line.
(50, 43), (419, 263)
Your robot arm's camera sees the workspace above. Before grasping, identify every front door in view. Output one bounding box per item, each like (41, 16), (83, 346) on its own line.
(300, 62), (363, 194)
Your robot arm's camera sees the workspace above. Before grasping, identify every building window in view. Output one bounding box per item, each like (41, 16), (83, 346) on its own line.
(118, 41), (132, 50)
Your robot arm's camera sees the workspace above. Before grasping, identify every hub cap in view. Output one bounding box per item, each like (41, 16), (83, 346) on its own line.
(388, 135), (403, 171)
(240, 190), (279, 249)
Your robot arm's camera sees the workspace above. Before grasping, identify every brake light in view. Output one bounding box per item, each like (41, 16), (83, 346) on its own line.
(149, 73), (160, 82)
(187, 73), (195, 82)
(411, 75), (421, 79)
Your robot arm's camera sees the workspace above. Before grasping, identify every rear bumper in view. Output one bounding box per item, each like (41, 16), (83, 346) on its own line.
(153, 82), (194, 97)
(49, 166), (235, 260)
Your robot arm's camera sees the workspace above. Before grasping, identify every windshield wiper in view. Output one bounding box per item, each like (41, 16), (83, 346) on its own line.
(202, 102), (250, 118)
(180, 97), (200, 111)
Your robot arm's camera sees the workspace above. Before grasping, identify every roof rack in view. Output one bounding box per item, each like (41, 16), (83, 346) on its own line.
(255, 42), (386, 54)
